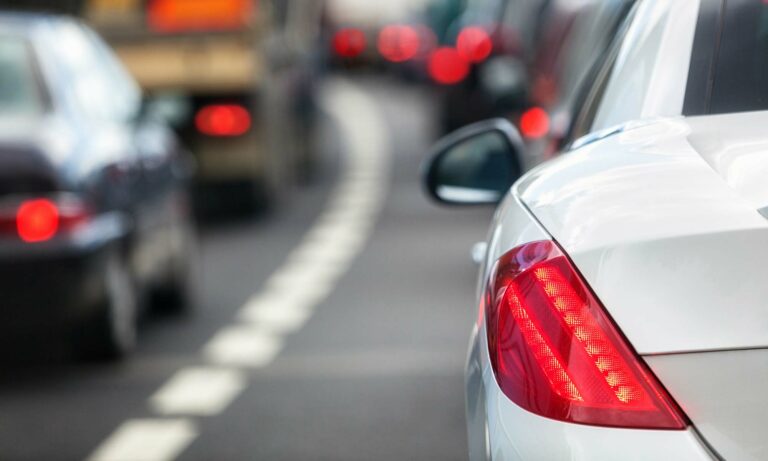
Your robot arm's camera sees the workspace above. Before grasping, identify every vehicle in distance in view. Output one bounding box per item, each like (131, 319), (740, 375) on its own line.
(0, 13), (195, 360)
(424, 0), (768, 459)
(86, 0), (323, 213)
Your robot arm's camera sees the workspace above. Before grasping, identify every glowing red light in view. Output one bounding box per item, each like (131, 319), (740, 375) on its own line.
(457, 26), (493, 63)
(17, 199), (59, 243)
(486, 241), (688, 429)
(332, 28), (367, 58)
(519, 107), (550, 139)
(195, 105), (251, 137)
(428, 47), (470, 85)
(377, 25), (421, 62)
(148, 0), (253, 33)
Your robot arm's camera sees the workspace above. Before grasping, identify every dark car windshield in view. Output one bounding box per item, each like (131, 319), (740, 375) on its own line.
(709, 0), (768, 114)
(0, 36), (44, 116)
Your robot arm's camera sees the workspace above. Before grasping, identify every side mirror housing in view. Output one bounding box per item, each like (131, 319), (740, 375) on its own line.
(423, 118), (525, 205)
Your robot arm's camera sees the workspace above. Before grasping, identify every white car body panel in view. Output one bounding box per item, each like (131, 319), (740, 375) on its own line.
(516, 113), (768, 354)
(646, 350), (768, 461)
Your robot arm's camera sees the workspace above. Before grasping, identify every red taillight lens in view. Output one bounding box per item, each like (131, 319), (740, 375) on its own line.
(519, 107), (550, 139)
(0, 196), (90, 243)
(332, 28), (367, 58)
(17, 199), (59, 243)
(486, 241), (687, 429)
(195, 104), (251, 137)
(428, 47), (470, 85)
(457, 26), (493, 63)
(377, 25), (420, 63)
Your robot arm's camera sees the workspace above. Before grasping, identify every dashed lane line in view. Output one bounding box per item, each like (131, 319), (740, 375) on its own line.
(86, 78), (391, 461)
(86, 419), (197, 461)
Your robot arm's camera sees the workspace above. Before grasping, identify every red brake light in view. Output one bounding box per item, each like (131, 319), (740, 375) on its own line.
(428, 47), (470, 85)
(17, 199), (59, 243)
(486, 241), (687, 429)
(519, 107), (550, 139)
(457, 26), (493, 63)
(195, 105), (251, 137)
(332, 28), (367, 58)
(377, 25), (420, 63)
(148, 0), (254, 33)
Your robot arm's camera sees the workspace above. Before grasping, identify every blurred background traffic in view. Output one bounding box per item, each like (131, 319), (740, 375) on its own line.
(0, 0), (635, 459)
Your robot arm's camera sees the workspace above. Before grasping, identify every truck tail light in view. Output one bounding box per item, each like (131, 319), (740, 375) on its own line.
(195, 104), (251, 137)
(486, 240), (687, 429)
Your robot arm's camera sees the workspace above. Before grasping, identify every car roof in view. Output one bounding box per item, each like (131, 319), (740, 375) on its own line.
(0, 11), (73, 37)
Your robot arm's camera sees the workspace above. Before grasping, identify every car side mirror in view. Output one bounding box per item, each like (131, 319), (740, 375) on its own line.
(423, 118), (524, 205)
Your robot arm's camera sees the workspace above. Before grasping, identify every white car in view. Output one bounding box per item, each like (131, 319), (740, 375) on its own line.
(424, 0), (768, 459)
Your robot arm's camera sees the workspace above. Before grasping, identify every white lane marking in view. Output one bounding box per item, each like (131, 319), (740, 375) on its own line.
(238, 294), (316, 333)
(87, 79), (391, 461)
(87, 419), (197, 461)
(203, 326), (283, 367)
(150, 368), (246, 416)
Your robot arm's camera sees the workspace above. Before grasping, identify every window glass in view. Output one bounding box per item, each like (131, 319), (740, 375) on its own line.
(590, 0), (699, 132)
(0, 36), (44, 116)
(53, 22), (139, 122)
(709, 0), (768, 114)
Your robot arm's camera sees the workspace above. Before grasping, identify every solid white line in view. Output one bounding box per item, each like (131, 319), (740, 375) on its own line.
(150, 367), (246, 416)
(203, 326), (283, 367)
(87, 419), (197, 461)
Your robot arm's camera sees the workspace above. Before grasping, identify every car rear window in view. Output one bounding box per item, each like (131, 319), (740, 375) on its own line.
(708, 0), (768, 114)
(0, 36), (44, 116)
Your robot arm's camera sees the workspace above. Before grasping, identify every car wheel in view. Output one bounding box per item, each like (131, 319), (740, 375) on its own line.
(74, 251), (138, 360)
(153, 224), (198, 314)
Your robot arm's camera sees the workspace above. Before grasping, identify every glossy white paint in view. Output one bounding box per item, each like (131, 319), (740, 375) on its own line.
(646, 350), (768, 461)
(516, 113), (768, 354)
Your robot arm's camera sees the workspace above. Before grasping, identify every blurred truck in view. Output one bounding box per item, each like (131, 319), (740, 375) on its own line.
(85, 0), (323, 214)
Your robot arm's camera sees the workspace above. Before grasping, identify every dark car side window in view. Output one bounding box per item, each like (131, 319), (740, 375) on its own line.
(564, 2), (637, 148)
(0, 36), (45, 116)
(707, 0), (768, 114)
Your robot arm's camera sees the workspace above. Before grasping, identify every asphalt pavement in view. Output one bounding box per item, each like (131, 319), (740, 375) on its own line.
(0, 77), (494, 461)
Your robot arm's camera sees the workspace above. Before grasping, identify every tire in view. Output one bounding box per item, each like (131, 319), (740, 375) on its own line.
(74, 251), (138, 361)
(152, 223), (198, 315)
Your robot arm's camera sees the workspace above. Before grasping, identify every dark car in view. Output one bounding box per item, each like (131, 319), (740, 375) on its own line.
(437, 0), (634, 170)
(0, 13), (195, 360)
(523, 0), (635, 160)
(435, 0), (551, 133)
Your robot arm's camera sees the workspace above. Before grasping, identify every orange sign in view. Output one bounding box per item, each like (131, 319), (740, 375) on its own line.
(148, 0), (255, 32)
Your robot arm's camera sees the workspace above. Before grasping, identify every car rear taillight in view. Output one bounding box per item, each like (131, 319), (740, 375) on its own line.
(332, 28), (367, 58)
(0, 197), (90, 243)
(486, 240), (687, 429)
(457, 26), (493, 63)
(377, 25), (420, 63)
(519, 107), (550, 139)
(195, 104), (251, 137)
(428, 47), (470, 85)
